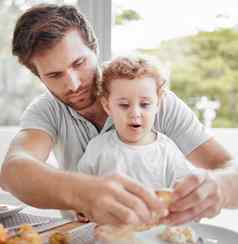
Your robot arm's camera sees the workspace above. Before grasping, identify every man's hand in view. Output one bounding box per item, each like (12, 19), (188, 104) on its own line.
(75, 173), (166, 225)
(160, 172), (226, 225)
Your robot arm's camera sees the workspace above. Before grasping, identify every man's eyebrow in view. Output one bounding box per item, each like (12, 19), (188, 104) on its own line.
(73, 56), (85, 63)
(44, 57), (85, 77)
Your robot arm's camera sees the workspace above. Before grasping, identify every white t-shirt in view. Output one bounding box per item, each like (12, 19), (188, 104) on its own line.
(21, 89), (211, 171)
(77, 130), (202, 190)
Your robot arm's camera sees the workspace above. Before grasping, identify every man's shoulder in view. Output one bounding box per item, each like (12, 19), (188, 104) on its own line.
(156, 89), (182, 120)
(25, 91), (70, 116)
(160, 89), (180, 106)
(21, 91), (73, 130)
(28, 91), (62, 108)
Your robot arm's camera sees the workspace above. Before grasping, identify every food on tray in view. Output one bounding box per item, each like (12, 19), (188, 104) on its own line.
(95, 224), (134, 241)
(0, 224), (8, 243)
(159, 226), (197, 244)
(6, 224), (42, 244)
(96, 224), (198, 244)
(0, 224), (70, 244)
(49, 232), (69, 244)
(95, 224), (150, 243)
(0, 224), (72, 244)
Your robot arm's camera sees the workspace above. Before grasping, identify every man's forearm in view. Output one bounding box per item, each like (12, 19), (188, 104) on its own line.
(214, 166), (238, 209)
(1, 154), (88, 211)
(187, 138), (232, 169)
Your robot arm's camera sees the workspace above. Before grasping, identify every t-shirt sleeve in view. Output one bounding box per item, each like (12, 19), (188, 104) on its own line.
(20, 93), (58, 143)
(155, 89), (212, 155)
(165, 138), (204, 187)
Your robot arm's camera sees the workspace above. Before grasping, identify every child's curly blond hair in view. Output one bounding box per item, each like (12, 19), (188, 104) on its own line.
(97, 56), (166, 98)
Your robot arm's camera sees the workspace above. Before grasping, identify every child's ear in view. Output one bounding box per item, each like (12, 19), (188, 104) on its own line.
(157, 88), (165, 106)
(101, 96), (111, 115)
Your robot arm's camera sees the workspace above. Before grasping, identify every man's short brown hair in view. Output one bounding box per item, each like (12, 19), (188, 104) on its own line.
(12, 4), (98, 76)
(98, 56), (166, 98)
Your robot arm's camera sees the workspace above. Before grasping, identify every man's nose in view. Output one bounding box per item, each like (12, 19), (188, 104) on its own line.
(67, 69), (81, 91)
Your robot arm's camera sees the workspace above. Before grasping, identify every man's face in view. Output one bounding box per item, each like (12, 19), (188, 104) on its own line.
(102, 77), (159, 145)
(32, 29), (98, 111)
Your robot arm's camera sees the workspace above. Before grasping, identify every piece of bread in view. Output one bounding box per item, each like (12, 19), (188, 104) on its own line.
(95, 189), (174, 242)
(6, 224), (42, 244)
(159, 226), (197, 244)
(155, 189), (173, 207)
(0, 224), (8, 244)
(49, 232), (69, 244)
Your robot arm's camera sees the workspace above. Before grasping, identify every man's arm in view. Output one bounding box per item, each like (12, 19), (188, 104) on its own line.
(187, 137), (232, 169)
(0, 128), (70, 209)
(161, 138), (237, 225)
(161, 166), (238, 226)
(157, 91), (232, 168)
(1, 129), (164, 225)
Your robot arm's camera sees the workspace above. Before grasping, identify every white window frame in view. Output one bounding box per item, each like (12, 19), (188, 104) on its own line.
(77, 0), (111, 63)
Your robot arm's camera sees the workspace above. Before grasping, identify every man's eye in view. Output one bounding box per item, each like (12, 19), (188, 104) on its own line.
(49, 73), (62, 79)
(74, 58), (85, 67)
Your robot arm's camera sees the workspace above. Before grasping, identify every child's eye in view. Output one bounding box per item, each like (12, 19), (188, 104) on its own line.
(119, 104), (129, 109)
(140, 103), (151, 108)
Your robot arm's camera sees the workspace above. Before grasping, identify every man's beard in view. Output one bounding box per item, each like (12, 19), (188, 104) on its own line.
(50, 68), (100, 112)
(68, 90), (97, 112)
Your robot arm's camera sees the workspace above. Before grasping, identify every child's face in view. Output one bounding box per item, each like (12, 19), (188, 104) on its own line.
(102, 77), (159, 145)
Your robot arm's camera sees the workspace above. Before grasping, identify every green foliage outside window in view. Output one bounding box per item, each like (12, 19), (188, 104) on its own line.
(115, 9), (142, 25)
(140, 28), (238, 128)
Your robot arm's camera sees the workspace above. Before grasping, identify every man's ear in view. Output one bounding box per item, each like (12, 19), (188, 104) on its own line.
(101, 96), (111, 115)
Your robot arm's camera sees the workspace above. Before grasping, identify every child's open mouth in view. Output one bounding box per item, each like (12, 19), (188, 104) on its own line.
(129, 124), (142, 128)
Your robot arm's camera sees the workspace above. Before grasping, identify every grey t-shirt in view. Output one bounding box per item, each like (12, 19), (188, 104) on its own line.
(20, 89), (211, 171)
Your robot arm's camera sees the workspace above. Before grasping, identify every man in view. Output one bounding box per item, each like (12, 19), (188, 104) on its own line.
(1, 4), (237, 226)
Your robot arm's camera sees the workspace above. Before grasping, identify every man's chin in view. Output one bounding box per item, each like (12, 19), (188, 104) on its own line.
(68, 100), (95, 112)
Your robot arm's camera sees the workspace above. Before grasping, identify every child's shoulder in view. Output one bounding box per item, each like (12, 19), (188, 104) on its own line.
(87, 129), (115, 148)
(156, 132), (183, 155)
(156, 132), (179, 148)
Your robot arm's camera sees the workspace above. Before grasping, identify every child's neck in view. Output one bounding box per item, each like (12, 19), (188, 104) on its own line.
(120, 130), (157, 146)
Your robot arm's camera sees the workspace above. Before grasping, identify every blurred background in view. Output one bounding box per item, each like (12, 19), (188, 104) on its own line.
(1, 0), (238, 158)
(1, 0), (238, 128)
